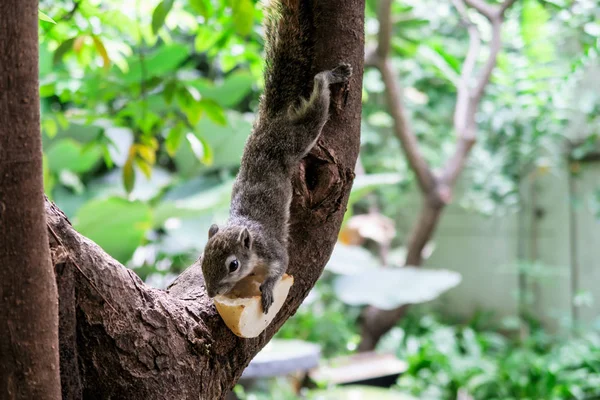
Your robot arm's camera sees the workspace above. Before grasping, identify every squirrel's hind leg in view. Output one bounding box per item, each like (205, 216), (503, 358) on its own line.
(288, 63), (352, 125)
(285, 63), (352, 159)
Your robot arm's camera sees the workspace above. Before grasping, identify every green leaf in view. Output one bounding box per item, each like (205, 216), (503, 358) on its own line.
(429, 42), (460, 73)
(58, 170), (85, 194)
(182, 102), (204, 126)
(186, 133), (213, 165)
(136, 144), (156, 165)
(102, 146), (114, 169)
(91, 35), (110, 70)
(39, 10), (56, 24)
(135, 158), (153, 179)
(194, 26), (221, 52)
(120, 44), (188, 84)
(42, 155), (55, 196)
(173, 111), (250, 175)
(74, 197), (153, 263)
(199, 99), (227, 126)
(197, 136), (214, 166)
(189, 71), (255, 107)
(391, 37), (419, 57)
(123, 157), (135, 193)
(53, 37), (76, 65)
(153, 180), (233, 226)
(418, 45), (460, 85)
(190, 0), (214, 18)
(42, 118), (58, 138)
(230, 0), (254, 36)
(56, 113), (69, 130)
(152, 0), (175, 34)
(164, 80), (177, 104)
(45, 139), (103, 174)
(166, 123), (185, 156)
(39, 42), (53, 77)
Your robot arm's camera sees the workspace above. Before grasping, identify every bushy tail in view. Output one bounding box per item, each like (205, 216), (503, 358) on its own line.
(260, 0), (313, 119)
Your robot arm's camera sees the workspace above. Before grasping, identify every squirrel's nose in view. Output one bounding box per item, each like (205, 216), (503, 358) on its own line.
(206, 288), (216, 298)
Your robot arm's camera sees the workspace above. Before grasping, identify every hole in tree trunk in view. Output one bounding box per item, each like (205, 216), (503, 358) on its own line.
(303, 155), (327, 192)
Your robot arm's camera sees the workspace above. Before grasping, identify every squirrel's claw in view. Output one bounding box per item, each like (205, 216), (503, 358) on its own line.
(330, 63), (352, 84)
(260, 285), (274, 314)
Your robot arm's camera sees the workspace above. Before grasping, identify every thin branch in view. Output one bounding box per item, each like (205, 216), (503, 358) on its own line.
(440, 136), (477, 187)
(463, 0), (497, 20)
(364, 47), (378, 68)
(373, 0), (435, 193)
(472, 20), (502, 105)
(499, 0), (518, 15)
(379, 60), (435, 193)
(452, 0), (481, 134)
(375, 0), (393, 60)
(463, 0), (516, 21)
(441, 0), (517, 186)
(472, 0), (517, 103)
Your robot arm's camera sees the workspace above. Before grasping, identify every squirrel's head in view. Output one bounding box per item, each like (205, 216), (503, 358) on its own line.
(201, 224), (256, 298)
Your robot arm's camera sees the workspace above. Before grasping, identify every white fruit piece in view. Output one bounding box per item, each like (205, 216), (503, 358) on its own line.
(213, 274), (293, 338)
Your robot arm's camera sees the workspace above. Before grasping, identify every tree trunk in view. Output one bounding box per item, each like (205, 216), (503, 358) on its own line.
(46, 1), (365, 399)
(358, 199), (444, 351)
(0, 1), (62, 399)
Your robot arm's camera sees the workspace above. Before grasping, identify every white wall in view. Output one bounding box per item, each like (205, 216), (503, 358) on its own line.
(418, 163), (600, 330)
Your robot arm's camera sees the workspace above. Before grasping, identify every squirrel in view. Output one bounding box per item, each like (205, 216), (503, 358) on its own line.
(200, 0), (352, 314)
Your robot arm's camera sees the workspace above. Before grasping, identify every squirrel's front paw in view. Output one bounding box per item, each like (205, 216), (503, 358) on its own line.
(330, 63), (352, 84)
(260, 284), (274, 314)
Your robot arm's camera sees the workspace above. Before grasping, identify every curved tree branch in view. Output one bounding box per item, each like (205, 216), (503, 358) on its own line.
(441, 0), (514, 187)
(46, 1), (365, 398)
(372, 0), (436, 194)
(451, 0), (481, 135)
(471, 15), (510, 105)
(464, 0), (496, 20)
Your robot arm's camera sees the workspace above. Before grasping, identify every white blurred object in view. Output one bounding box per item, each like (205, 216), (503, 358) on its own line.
(340, 213), (396, 246)
(333, 267), (462, 310)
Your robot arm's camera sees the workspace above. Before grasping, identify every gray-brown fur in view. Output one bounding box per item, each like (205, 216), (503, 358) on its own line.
(201, 0), (352, 314)
(261, 0), (314, 118)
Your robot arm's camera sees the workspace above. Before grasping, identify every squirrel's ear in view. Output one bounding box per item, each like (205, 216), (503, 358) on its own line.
(208, 224), (219, 239)
(238, 228), (252, 250)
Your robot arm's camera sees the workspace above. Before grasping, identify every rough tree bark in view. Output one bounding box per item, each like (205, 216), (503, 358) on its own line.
(358, 0), (516, 351)
(40, 1), (365, 399)
(0, 1), (62, 398)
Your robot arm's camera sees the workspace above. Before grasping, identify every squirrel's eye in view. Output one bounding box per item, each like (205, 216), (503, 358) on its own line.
(229, 259), (239, 273)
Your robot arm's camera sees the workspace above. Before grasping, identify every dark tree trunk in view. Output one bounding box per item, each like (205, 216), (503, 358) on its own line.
(46, 1), (366, 399)
(0, 1), (62, 399)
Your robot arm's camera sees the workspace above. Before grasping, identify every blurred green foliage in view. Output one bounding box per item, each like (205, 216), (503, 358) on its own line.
(275, 277), (361, 358)
(383, 312), (600, 399)
(38, 0), (266, 284)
